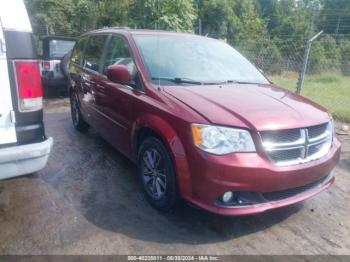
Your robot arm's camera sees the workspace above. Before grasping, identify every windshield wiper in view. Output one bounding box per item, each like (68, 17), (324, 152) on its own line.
(151, 77), (259, 86)
(151, 77), (203, 85)
(220, 80), (257, 85)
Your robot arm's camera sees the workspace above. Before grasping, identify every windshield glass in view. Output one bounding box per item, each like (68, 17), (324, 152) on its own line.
(49, 40), (76, 59)
(133, 35), (269, 85)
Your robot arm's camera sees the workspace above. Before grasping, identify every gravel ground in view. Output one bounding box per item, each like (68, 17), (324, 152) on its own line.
(0, 98), (349, 255)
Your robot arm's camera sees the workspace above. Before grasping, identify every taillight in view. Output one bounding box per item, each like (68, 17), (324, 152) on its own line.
(14, 60), (43, 112)
(43, 61), (51, 71)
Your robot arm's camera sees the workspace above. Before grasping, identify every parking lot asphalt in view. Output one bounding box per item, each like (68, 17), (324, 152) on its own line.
(0, 98), (349, 255)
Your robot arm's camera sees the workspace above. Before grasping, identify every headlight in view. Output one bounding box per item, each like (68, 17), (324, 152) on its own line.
(191, 124), (256, 155)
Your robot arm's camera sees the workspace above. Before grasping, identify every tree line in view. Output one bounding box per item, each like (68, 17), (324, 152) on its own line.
(25, 0), (350, 75)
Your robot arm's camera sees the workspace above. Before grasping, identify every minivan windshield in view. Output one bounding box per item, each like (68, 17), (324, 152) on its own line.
(133, 35), (269, 85)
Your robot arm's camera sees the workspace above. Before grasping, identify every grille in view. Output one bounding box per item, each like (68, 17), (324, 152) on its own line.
(260, 129), (300, 144)
(215, 174), (333, 207)
(261, 122), (332, 166)
(262, 174), (330, 201)
(268, 148), (302, 163)
(308, 143), (323, 156)
(308, 123), (328, 139)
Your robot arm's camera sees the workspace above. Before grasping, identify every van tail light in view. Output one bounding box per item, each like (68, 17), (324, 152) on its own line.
(43, 60), (51, 71)
(14, 60), (43, 112)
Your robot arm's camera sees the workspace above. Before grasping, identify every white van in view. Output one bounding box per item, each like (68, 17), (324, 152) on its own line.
(0, 0), (53, 179)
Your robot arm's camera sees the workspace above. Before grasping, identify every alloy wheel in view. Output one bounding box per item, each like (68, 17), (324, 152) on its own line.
(141, 148), (167, 200)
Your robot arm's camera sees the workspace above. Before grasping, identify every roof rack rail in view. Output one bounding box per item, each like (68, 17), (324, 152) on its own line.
(110, 26), (130, 30)
(93, 26), (130, 31)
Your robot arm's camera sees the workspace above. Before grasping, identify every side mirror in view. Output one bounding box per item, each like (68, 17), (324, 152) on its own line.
(107, 65), (131, 85)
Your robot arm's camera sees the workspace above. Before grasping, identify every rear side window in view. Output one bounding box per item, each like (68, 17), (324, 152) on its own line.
(102, 36), (135, 76)
(83, 35), (107, 72)
(71, 37), (88, 65)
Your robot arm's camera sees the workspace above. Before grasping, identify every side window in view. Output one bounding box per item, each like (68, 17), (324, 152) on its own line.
(83, 35), (107, 72)
(102, 36), (136, 77)
(71, 37), (87, 65)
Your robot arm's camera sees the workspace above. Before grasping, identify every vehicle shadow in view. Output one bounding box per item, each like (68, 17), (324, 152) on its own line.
(78, 163), (302, 244)
(42, 110), (303, 245)
(43, 85), (68, 98)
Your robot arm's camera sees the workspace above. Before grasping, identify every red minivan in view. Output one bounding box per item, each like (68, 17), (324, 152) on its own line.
(68, 28), (341, 216)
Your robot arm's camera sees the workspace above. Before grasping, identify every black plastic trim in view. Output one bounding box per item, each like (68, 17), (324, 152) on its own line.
(16, 124), (46, 144)
(3, 30), (37, 59)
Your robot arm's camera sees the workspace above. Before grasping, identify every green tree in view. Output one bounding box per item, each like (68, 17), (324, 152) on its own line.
(130, 0), (196, 32)
(25, 0), (76, 35)
(95, 0), (133, 28)
(319, 0), (350, 34)
(197, 0), (238, 38)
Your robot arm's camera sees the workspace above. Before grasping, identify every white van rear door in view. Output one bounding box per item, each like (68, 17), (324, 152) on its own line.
(0, 22), (17, 145)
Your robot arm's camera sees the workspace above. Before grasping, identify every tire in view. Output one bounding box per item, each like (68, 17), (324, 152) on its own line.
(138, 137), (177, 212)
(70, 92), (89, 132)
(60, 50), (72, 79)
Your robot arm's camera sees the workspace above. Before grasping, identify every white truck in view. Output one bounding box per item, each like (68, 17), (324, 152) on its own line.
(0, 0), (53, 179)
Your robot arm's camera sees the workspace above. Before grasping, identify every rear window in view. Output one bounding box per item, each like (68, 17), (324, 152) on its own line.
(49, 40), (75, 59)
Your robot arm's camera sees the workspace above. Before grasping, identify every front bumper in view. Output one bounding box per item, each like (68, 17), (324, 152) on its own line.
(184, 137), (341, 216)
(0, 137), (53, 180)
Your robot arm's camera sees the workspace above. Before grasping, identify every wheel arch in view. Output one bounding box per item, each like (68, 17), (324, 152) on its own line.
(132, 114), (193, 199)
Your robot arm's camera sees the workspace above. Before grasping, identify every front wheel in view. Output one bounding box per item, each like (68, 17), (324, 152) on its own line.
(138, 137), (177, 212)
(70, 92), (89, 132)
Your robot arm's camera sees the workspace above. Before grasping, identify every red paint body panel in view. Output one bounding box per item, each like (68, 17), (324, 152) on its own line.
(70, 29), (341, 216)
(163, 84), (330, 130)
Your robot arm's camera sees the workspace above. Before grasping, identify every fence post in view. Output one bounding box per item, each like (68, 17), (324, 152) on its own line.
(45, 24), (49, 36)
(296, 6), (315, 94)
(296, 39), (311, 94)
(296, 30), (323, 94)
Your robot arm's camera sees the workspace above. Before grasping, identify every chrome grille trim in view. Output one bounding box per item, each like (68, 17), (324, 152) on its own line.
(260, 122), (332, 166)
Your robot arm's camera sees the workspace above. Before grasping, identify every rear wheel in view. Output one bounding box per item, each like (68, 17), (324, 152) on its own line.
(70, 92), (89, 132)
(138, 137), (177, 212)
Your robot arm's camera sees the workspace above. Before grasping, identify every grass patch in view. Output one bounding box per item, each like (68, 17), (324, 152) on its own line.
(269, 72), (350, 123)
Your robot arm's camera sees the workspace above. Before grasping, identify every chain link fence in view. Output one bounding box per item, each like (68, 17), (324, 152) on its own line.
(238, 36), (350, 122)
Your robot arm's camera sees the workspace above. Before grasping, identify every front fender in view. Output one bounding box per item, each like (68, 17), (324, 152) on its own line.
(132, 114), (193, 199)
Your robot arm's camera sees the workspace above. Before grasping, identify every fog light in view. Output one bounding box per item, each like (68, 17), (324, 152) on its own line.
(222, 192), (233, 203)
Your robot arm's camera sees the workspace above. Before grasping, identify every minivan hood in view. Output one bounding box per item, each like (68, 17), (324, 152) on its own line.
(163, 83), (330, 131)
